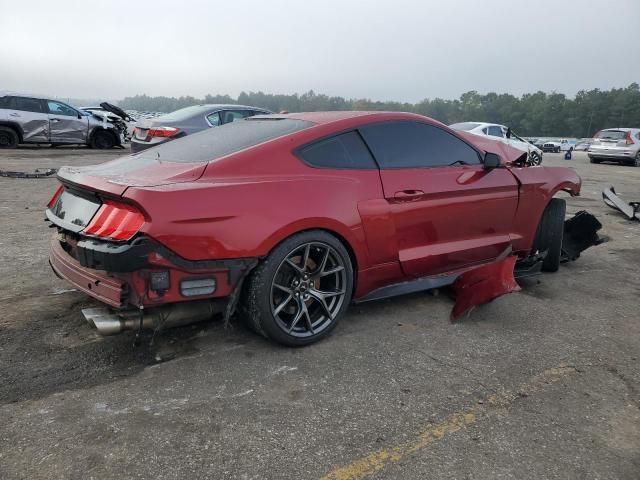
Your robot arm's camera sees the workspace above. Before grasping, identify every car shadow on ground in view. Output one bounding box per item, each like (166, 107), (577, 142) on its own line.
(0, 293), (256, 404)
(0, 269), (566, 406)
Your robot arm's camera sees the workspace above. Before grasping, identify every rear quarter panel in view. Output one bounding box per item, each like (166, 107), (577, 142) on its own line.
(123, 143), (384, 275)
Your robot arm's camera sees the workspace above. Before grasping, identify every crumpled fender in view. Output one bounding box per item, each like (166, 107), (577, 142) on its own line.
(508, 166), (582, 253)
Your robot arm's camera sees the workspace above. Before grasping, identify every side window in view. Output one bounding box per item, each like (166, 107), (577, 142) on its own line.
(220, 110), (253, 124)
(297, 131), (377, 169)
(359, 121), (481, 168)
(482, 127), (489, 135)
(0, 96), (8, 108)
(47, 101), (77, 117)
(10, 96), (45, 113)
(206, 112), (221, 126)
(487, 126), (504, 137)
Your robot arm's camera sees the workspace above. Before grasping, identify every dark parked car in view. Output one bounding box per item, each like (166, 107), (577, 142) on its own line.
(0, 92), (122, 149)
(130, 104), (271, 152)
(47, 111), (583, 346)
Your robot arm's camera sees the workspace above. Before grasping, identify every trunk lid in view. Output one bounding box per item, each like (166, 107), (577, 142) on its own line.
(57, 153), (208, 197)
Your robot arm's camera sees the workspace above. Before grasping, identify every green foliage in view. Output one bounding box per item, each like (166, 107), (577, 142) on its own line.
(119, 84), (640, 137)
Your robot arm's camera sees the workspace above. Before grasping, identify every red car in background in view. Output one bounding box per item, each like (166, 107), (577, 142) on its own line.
(46, 111), (584, 346)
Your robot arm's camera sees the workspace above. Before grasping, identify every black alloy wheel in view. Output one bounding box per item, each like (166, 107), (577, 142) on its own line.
(242, 231), (353, 346)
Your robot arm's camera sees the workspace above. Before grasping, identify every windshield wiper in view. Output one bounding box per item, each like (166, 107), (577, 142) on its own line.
(448, 160), (470, 166)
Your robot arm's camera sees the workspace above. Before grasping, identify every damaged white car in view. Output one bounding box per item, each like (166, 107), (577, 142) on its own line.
(0, 92), (123, 149)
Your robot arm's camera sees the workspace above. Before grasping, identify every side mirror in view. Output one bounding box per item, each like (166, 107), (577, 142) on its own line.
(506, 127), (512, 139)
(484, 152), (502, 170)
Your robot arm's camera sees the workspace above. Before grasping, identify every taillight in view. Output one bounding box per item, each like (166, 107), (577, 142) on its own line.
(82, 200), (145, 241)
(625, 131), (634, 145)
(148, 126), (180, 138)
(47, 184), (64, 209)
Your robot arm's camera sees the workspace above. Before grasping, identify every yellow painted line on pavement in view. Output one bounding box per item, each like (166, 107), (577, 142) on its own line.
(320, 366), (577, 480)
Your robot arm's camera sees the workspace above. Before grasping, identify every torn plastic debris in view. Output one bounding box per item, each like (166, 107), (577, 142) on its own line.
(451, 210), (604, 321)
(0, 168), (57, 178)
(561, 211), (605, 262)
(602, 186), (639, 221)
(450, 249), (520, 322)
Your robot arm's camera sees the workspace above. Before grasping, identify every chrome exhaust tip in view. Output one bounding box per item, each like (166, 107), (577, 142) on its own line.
(91, 316), (125, 335)
(81, 300), (225, 336)
(81, 307), (124, 335)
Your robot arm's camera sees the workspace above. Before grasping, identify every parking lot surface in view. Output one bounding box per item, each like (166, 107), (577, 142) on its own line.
(0, 147), (638, 479)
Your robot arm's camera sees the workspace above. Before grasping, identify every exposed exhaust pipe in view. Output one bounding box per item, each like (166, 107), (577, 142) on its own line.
(81, 300), (226, 335)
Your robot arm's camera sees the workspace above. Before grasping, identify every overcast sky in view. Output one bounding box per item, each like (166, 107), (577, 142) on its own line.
(1, 0), (639, 102)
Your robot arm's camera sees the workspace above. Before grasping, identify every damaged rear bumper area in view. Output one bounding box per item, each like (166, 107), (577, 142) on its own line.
(49, 233), (257, 335)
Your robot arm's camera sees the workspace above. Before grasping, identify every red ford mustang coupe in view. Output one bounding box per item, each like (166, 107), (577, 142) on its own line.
(46, 111), (585, 346)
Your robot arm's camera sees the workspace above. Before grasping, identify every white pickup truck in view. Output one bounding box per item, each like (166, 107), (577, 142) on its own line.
(541, 139), (574, 153)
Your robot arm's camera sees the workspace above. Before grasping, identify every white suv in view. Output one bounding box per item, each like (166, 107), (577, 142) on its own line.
(588, 128), (640, 167)
(0, 92), (122, 149)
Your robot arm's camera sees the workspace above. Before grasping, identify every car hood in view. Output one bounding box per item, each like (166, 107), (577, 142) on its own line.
(100, 102), (134, 122)
(456, 131), (528, 164)
(56, 154), (207, 196)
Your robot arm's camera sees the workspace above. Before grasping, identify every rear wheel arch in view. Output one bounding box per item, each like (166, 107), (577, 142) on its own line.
(261, 226), (359, 275)
(0, 122), (23, 143)
(241, 228), (356, 346)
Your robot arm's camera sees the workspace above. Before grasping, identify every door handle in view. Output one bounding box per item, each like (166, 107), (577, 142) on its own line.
(9, 112), (20, 117)
(394, 189), (424, 201)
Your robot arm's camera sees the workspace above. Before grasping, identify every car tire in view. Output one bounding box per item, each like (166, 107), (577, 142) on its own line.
(533, 198), (566, 273)
(589, 157), (600, 164)
(529, 151), (542, 166)
(90, 130), (116, 149)
(0, 126), (19, 148)
(241, 230), (354, 346)
(555, 147), (560, 153)
(633, 152), (640, 167)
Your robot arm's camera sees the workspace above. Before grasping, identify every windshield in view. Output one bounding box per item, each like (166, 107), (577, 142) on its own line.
(449, 122), (481, 131)
(595, 130), (626, 140)
(135, 118), (314, 163)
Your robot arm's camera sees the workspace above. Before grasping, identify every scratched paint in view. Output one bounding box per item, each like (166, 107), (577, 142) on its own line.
(320, 366), (577, 480)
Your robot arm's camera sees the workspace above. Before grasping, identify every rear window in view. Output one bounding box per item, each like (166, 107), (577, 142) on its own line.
(296, 131), (377, 169)
(158, 105), (212, 122)
(595, 130), (626, 140)
(449, 122), (481, 131)
(136, 118), (313, 163)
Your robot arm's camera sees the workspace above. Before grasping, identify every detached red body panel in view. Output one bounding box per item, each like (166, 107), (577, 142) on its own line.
(45, 111), (581, 318)
(450, 254), (521, 321)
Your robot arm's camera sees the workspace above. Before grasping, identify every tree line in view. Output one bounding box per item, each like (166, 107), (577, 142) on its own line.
(119, 83), (640, 138)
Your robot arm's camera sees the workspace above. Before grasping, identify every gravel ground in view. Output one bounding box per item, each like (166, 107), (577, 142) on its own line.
(0, 146), (638, 479)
